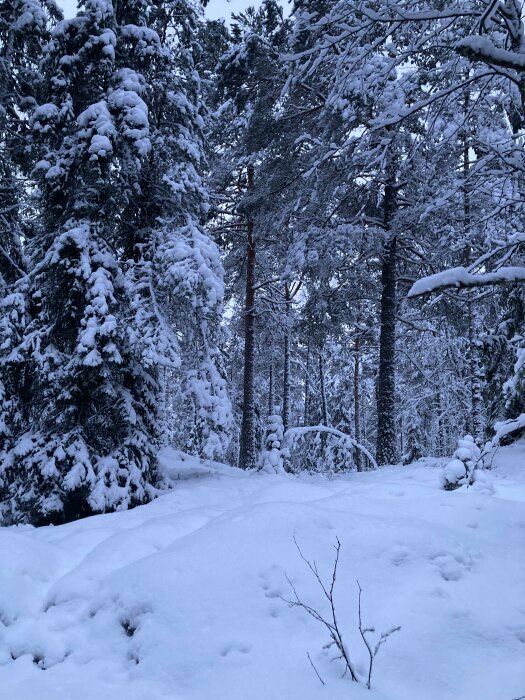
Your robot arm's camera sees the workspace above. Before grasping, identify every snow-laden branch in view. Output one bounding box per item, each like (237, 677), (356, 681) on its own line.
(491, 414), (525, 445)
(407, 266), (525, 298)
(456, 36), (525, 71)
(284, 424), (377, 469)
(481, 414), (525, 467)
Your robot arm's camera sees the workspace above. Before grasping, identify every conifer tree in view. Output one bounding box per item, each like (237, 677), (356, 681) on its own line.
(0, 0), (229, 524)
(0, 0), (59, 503)
(0, 1), (59, 292)
(114, 0), (231, 461)
(210, 0), (290, 468)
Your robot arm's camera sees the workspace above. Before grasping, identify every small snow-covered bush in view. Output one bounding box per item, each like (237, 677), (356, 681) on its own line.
(258, 415), (285, 474)
(282, 425), (376, 474)
(402, 412), (423, 465)
(441, 435), (480, 491)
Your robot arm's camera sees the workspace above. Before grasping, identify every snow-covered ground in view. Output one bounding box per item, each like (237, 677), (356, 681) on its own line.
(1, 445), (524, 700)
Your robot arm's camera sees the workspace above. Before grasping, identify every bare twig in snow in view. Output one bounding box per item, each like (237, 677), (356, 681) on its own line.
(281, 536), (401, 690)
(307, 651), (325, 685)
(280, 535), (359, 682)
(357, 580), (401, 689)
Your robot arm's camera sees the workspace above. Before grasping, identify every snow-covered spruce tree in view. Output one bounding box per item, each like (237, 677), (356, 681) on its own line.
(258, 413), (284, 473)
(0, 0), (60, 293)
(114, 0), (231, 461)
(0, 0), (157, 524)
(0, 0), (229, 524)
(487, 284), (525, 430)
(402, 411), (423, 465)
(0, 0), (59, 503)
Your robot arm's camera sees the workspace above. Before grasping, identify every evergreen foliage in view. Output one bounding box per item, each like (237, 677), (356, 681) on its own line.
(0, 0), (229, 524)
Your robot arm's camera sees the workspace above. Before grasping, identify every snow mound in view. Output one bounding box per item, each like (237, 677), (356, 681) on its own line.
(1, 446), (525, 700)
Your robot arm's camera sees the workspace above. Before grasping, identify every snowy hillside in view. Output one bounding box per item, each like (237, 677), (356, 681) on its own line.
(1, 447), (525, 700)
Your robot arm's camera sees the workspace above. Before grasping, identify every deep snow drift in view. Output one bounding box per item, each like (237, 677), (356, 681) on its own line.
(1, 446), (524, 700)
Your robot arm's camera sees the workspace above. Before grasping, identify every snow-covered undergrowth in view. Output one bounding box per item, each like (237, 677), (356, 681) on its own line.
(1, 445), (525, 700)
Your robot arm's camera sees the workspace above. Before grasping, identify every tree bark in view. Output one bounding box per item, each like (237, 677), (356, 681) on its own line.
(468, 302), (484, 443)
(319, 352), (328, 425)
(304, 339), (310, 426)
(282, 283), (291, 433)
(376, 177), (398, 465)
(461, 107), (484, 445)
(239, 164), (257, 469)
(268, 358), (274, 416)
(435, 389), (445, 457)
(354, 336), (362, 471)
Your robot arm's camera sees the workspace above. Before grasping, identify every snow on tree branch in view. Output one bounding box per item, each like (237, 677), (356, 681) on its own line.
(408, 267), (525, 298)
(456, 36), (525, 72)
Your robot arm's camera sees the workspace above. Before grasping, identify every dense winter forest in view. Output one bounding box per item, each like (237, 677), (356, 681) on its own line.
(1, 2), (525, 699)
(2, 0), (525, 525)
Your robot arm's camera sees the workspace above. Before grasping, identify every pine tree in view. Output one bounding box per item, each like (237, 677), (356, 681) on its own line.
(210, 0), (291, 468)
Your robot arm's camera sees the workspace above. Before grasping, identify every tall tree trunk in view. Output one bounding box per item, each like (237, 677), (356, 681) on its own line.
(462, 108), (484, 444)
(376, 177), (398, 465)
(468, 302), (484, 443)
(461, 108), (484, 446)
(304, 339), (310, 426)
(319, 352), (328, 425)
(435, 389), (444, 457)
(282, 283), (291, 433)
(354, 336), (362, 470)
(268, 358), (274, 416)
(239, 164), (257, 469)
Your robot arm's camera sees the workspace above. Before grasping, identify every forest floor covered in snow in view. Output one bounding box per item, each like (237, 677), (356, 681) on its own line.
(1, 445), (525, 700)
